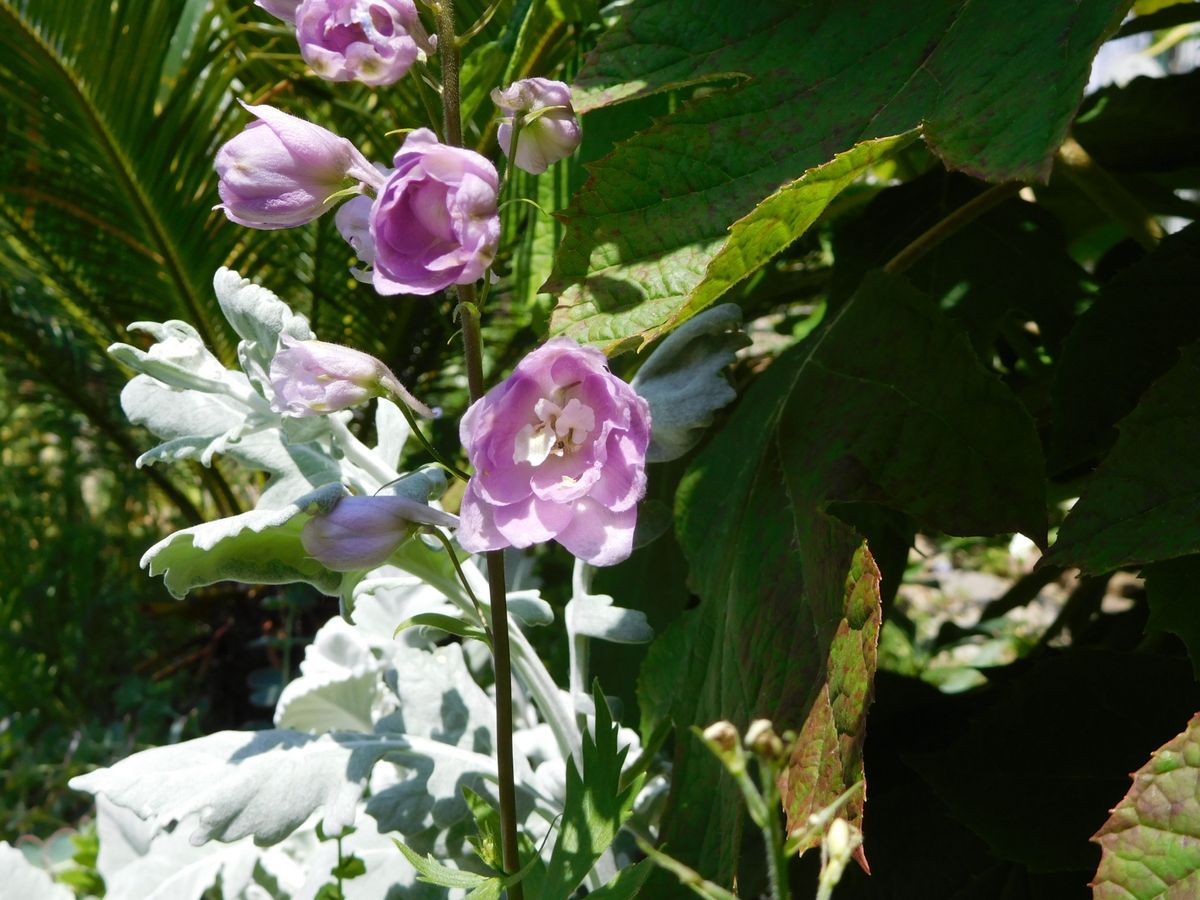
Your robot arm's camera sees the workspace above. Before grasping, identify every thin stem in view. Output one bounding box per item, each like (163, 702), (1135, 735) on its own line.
(434, 2), (523, 891)
(412, 61), (445, 142)
(393, 395), (471, 481)
(883, 181), (1023, 275)
(485, 550), (522, 891)
(424, 526), (491, 640)
(759, 762), (790, 900)
(457, 0), (505, 46)
(1055, 135), (1163, 251)
(434, 0), (464, 147)
(567, 558), (591, 725)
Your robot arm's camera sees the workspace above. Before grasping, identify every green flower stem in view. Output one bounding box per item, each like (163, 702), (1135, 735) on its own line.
(423, 525), (492, 642)
(391, 394), (470, 482)
(883, 180), (1023, 275)
(757, 760), (790, 900)
(434, 2), (524, 892)
(1055, 135), (1163, 251)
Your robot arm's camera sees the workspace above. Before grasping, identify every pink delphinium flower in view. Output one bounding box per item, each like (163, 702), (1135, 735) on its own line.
(270, 336), (436, 418)
(369, 129), (500, 296)
(294, 0), (434, 86)
(215, 102), (379, 230)
(458, 337), (651, 566)
(303, 495), (458, 571)
(492, 78), (582, 175)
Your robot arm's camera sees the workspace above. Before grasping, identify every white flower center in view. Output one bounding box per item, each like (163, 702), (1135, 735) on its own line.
(512, 397), (595, 467)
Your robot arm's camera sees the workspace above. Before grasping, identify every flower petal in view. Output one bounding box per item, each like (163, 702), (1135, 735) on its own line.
(554, 500), (637, 566)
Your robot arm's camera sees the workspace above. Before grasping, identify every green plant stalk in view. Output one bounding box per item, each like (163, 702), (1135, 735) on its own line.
(758, 760), (790, 900)
(1055, 135), (1163, 251)
(433, 2), (524, 894)
(883, 181), (1023, 275)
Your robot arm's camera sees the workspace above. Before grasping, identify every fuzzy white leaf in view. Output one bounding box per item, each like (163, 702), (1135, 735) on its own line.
(0, 842), (72, 900)
(71, 730), (389, 847)
(96, 798), (260, 900)
(566, 593), (653, 644)
(631, 303), (748, 462)
(141, 482), (347, 599)
(213, 268), (313, 392)
(368, 644), (540, 839)
(374, 397), (411, 470)
(275, 618), (389, 734)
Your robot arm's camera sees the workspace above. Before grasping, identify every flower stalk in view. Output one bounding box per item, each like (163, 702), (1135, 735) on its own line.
(433, 2), (523, 893)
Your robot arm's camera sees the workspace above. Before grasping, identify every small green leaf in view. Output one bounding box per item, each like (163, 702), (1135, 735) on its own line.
(331, 854), (366, 880)
(463, 785), (504, 872)
(392, 613), (490, 645)
(393, 840), (490, 890)
(540, 685), (641, 899)
(1093, 713), (1200, 898)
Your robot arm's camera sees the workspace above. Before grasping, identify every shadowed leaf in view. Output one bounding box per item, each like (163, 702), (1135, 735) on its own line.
(641, 271), (1044, 889)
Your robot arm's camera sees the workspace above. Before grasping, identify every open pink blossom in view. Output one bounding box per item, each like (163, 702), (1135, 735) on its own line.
(295, 0), (434, 86)
(369, 129), (500, 296)
(458, 337), (651, 566)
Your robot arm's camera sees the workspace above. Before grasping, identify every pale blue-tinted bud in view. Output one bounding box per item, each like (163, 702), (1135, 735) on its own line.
(302, 495), (458, 571)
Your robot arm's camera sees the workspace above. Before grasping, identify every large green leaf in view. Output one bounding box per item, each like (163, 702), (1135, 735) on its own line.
(1045, 340), (1200, 574)
(548, 0), (1126, 351)
(1049, 223), (1200, 471)
(642, 271), (1045, 889)
(1093, 712), (1200, 899)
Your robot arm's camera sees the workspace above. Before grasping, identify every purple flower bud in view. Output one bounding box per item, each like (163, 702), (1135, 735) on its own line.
(369, 129), (500, 296)
(295, 0), (435, 87)
(215, 103), (380, 230)
(458, 337), (651, 566)
(492, 78), (582, 175)
(270, 336), (435, 418)
(256, 0), (302, 23)
(302, 495), (459, 571)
